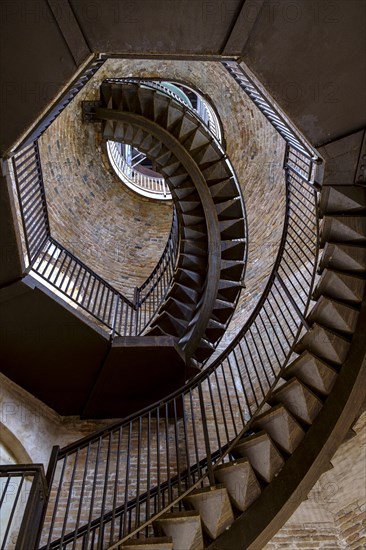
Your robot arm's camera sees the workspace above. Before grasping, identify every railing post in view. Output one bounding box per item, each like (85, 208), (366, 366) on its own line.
(134, 287), (140, 335)
(198, 385), (215, 486)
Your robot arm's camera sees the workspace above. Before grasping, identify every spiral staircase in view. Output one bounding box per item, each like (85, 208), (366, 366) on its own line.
(0, 2), (365, 549)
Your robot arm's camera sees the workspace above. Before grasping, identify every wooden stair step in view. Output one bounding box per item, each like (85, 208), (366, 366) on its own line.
(151, 311), (187, 337)
(282, 351), (337, 395)
(270, 378), (323, 425)
(191, 143), (220, 166)
(212, 299), (235, 324)
(178, 253), (206, 270)
(120, 537), (173, 549)
(153, 93), (169, 125)
(294, 323), (351, 366)
(251, 404), (305, 454)
(221, 240), (246, 260)
(176, 267), (204, 288)
(183, 127), (212, 152)
(319, 185), (366, 215)
(166, 103), (185, 131)
(307, 295), (359, 335)
(184, 485), (234, 540)
(220, 260), (245, 281)
(215, 198), (243, 220)
(173, 116), (198, 143)
(209, 178), (239, 201)
(181, 240), (207, 256)
(165, 297), (195, 321)
(172, 283), (199, 304)
(137, 87), (155, 117)
(154, 511), (203, 550)
(321, 216), (366, 245)
(214, 457), (261, 512)
(232, 431), (285, 483)
(312, 268), (365, 304)
(217, 280), (241, 302)
(181, 211), (206, 227)
(219, 218), (246, 239)
(193, 339), (215, 362)
(319, 242), (366, 274)
(204, 318), (226, 342)
(202, 160), (232, 183)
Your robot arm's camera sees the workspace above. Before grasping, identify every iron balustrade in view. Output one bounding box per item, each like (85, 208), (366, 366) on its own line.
(106, 141), (172, 200)
(135, 208), (180, 334)
(38, 143), (320, 549)
(13, 57), (105, 154)
(0, 464), (48, 550)
(10, 141), (179, 337)
(11, 141), (50, 264)
(8, 60), (321, 548)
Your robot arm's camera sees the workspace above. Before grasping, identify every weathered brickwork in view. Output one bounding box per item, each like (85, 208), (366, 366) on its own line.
(39, 58), (285, 309)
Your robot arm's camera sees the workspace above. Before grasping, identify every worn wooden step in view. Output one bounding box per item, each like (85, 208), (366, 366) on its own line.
(212, 298), (235, 324)
(307, 296), (359, 335)
(270, 378), (323, 425)
(184, 485), (234, 540)
(183, 127), (212, 152)
(204, 318), (226, 342)
(178, 253), (206, 270)
(154, 511), (204, 550)
(219, 218), (246, 239)
(180, 240), (207, 256)
(193, 338), (215, 362)
(153, 93), (170, 125)
(221, 240), (246, 260)
(319, 185), (366, 215)
(217, 280), (241, 302)
(202, 161), (232, 183)
(282, 351), (337, 395)
(120, 536), (173, 549)
(209, 178), (240, 201)
(215, 198), (243, 220)
(232, 431), (285, 483)
(165, 297), (195, 321)
(294, 323), (351, 366)
(151, 311), (187, 337)
(321, 216), (366, 245)
(220, 260), (245, 281)
(312, 268), (365, 304)
(319, 243), (366, 274)
(251, 404), (305, 454)
(174, 116), (199, 143)
(191, 143), (220, 167)
(176, 267), (204, 288)
(171, 283), (199, 304)
(214, 458), (261, 512)
(166, 103), (185, 131)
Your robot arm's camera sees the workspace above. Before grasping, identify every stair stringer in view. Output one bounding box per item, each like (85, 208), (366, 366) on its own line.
(206, 293), (366, 549)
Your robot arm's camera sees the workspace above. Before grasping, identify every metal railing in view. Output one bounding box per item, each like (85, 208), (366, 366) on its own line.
(38, 140), (320, 548)
(118, 78), (223, 142)
(11, 141), (179, 336)
(8, 60), (321, 548)
(0, 464), (48, 550)
(106, 141), (172, 200)
(13, 57), (105, 154)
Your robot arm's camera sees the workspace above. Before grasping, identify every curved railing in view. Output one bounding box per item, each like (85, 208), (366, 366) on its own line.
(38, 138), (320, 548)
(106, 141), (172, 200)
(10, 144), (179, 336)
(105, 79), (223, 201)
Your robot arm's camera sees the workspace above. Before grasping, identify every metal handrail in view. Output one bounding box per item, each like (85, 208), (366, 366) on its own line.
(107, 141), (172, 200)
(10, 146), (179, 337)
(13, 61), (321, 549)
(39, 142), (320, 549)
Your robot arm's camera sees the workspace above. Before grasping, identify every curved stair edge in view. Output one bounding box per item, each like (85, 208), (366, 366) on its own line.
(206, 287), (366, 550)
